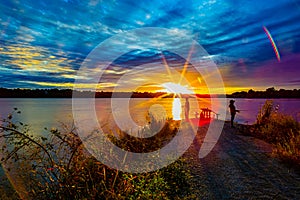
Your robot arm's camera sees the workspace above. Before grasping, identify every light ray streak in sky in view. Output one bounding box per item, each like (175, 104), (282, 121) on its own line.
(263, 26), (281, 62)
(161, 53), (175, 83)
(179, 42), (195, 84)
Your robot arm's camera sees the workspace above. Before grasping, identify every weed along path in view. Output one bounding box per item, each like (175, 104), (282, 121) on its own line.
(183, 121), (300, 199)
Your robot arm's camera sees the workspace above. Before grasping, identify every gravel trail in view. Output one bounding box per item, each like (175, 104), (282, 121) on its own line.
(183, 122), (300, 199)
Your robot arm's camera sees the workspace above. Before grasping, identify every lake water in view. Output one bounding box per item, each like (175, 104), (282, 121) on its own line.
(0, 98), (299, 135)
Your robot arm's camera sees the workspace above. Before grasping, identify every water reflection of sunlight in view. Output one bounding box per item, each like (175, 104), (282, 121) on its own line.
(161, 82), (193, 120)
(172, 98), (182, 120)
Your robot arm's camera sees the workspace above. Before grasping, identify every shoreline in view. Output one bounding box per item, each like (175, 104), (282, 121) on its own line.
(1, 119), (299, 199)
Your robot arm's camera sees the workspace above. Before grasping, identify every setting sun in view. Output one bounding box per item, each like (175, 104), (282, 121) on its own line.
(161, 82), (193, 94)
(160, 82), (194, 120)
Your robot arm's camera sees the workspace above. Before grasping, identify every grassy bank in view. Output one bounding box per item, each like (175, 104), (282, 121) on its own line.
(239, 100), (300, 168)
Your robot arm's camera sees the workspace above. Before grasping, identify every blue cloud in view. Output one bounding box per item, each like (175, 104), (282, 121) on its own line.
(0, 0), (300, 89)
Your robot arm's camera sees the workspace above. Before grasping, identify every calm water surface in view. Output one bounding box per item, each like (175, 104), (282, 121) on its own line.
(0, 98), (299, 135)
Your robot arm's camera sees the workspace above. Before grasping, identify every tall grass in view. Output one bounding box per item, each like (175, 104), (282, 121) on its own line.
(0, 109), (191, 199)
(108, 118), (179, 153)
(253, 100), (300, 166)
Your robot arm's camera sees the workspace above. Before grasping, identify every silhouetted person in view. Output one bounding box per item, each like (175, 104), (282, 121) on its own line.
(229, 100), (239, 127)
(185, 97), (190, 121)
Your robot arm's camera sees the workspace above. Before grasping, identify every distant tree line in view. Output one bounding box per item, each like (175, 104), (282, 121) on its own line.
(228, 87), (300, 98)
(0, 88), (172, 98)
(0, 88), (73, 98)
(0, 87), (299, 98)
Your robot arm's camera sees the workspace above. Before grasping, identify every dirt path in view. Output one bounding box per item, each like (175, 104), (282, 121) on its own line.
(183, 122), (300, 199)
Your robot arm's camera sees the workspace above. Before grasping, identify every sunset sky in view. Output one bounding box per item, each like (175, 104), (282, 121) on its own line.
(1, 0), (300, 94)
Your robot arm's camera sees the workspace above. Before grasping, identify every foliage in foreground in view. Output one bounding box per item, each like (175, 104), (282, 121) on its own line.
(252, 100), (300, 166)
(0, 109), (191, 199)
